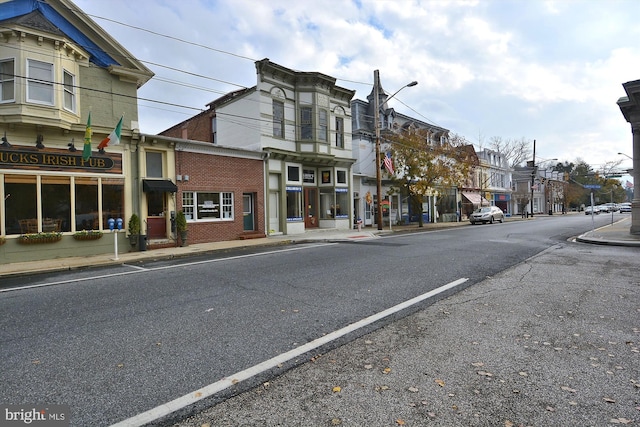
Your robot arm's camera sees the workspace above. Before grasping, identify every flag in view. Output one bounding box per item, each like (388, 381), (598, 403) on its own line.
(82, 112), (92, 161)
(98, 115), (123, 150)
(383, 152), (394, 175)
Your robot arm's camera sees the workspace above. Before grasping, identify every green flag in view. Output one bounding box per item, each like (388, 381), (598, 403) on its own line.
(83, 112), (92, 161)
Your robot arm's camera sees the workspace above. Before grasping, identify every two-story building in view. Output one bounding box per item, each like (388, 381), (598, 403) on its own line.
(0, 0), (155, 263)
(161, 59), (356, 235)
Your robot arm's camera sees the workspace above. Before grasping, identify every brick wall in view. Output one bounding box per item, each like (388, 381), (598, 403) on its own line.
(162, 112), (213, 142)
(176, 151), (265, 243)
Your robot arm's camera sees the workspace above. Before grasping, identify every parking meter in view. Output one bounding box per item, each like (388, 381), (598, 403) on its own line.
(116, 218), (123, 230)
(108, 218), (115, 231)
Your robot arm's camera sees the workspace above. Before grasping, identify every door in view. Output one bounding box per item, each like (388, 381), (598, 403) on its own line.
(146, 191), (167, 239)
(243, 193), (254, 231)
(304, 187), (318, 228)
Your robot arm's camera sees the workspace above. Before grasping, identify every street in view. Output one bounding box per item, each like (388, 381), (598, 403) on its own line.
(0, 213), (635, 426)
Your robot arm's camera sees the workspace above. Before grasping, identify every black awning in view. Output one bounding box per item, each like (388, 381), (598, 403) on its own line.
(142, 179), (177, 193)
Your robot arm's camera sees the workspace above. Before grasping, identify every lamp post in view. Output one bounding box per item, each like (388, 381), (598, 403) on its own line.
(374, 70), (418, 230)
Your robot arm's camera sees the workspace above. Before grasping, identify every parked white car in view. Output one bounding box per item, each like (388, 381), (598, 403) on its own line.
(469, 206), (505, 224)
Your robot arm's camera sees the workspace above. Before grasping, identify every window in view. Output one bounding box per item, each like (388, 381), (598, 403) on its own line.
(63, 70), (75, 112)
(0, 59), (15, 102)
(102, 179), (124, 230)
(3, 175), (123, 234)
(286, 186), (302, 221)
(75, 177), (98, 230)
(318, 109), (328, 142)
(182, 191), (233, 221)
(146, 151), (163, 177)
(335, 117), (344, 148)
(287, 165), (300, 182)
(273, 100), (284, 138)
(335, 188), (349, 218)
(300, 106), (312, 140)
(27, 59), (54, 105)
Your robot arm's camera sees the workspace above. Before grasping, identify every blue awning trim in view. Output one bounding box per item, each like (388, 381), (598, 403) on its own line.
(0, 0), (119, 68)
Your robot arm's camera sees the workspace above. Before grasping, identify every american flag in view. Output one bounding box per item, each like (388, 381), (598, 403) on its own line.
(383, 152), (394, 175)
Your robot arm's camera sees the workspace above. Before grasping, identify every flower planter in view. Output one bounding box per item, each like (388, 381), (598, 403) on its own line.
(18, 233), (62, 244)
(73, 232), (103, 241)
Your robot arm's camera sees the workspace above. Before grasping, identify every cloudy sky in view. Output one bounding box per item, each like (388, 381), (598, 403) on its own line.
(73, 0), (639, 177)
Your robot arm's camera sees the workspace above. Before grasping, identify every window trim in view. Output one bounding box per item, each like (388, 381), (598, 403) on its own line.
(26, 59), (54, 106)
(182, 190), (234, 222)
(0, 58), (15, 103)
(335, 116), (344, 148)
(273, 100), (284, 138)
(300, 106), (313, 140)
(63, 69), (76, 112)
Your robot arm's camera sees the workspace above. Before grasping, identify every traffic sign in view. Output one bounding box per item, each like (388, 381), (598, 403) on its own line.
(584, 184), (601, 189)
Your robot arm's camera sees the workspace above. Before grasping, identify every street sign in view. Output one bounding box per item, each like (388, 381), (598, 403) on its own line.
(584, 184), (601, 189)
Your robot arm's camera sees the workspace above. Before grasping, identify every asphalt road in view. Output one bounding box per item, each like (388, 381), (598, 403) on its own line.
(0, 214), (628, 426)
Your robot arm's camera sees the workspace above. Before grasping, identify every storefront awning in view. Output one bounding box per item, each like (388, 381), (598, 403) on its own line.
(462, 192), (488, 206)
(142, 179), (177, 193)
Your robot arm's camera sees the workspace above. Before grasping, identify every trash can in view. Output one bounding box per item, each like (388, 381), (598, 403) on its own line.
(139, 234), (147, 251)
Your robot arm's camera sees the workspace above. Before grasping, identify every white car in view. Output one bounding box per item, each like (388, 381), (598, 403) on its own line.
(469, 206), (505, 224)
(584, 206), (600, 215)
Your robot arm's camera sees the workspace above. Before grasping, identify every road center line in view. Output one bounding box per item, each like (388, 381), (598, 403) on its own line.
(110, 277), (469, 427)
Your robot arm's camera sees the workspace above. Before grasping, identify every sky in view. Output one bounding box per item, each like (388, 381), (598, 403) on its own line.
(72, 0), (639, 180)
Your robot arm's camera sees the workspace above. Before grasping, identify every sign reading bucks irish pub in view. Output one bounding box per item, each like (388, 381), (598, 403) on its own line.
(0, 146), (122, 174)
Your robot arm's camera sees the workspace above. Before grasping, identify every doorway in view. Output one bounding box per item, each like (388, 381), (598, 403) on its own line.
(304, 187), (318, 228)
(243, 193), (255, 231)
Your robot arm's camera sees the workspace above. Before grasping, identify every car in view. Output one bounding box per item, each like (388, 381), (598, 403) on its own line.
(585, 206), (600, 215)
(469, 206), (504, 224)
(619, 202), (632, 213)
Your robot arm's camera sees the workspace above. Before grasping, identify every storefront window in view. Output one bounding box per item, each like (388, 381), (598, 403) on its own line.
(75, 177), (98, 230)
(320, 188), (333, 219)
(41, 176), (70, 232)
(286, 186), (302, 221)
(102, 179), (124, 229)
(335, 189), (349, 218)
(3, 175), (123, 234)
(5, 175), (37, 235)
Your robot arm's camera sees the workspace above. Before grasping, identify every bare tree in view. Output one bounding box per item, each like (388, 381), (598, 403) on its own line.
(489, 136), (532, 168)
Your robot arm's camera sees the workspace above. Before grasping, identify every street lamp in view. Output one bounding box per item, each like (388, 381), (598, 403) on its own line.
(374, 70), (418, 230)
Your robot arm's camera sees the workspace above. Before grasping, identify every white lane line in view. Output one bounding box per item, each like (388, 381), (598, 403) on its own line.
(0, 244), (335, 294)
(110, 277), (469, 427)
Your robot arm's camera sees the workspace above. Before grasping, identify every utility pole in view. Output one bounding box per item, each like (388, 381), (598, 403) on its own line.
(374, 70), (383, 230)
(530, 139), (536, 217)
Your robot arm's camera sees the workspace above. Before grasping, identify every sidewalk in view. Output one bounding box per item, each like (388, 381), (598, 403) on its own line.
(1, 216), (638, 278)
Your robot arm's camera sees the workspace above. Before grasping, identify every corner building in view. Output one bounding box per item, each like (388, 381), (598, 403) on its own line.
(0, 0), (153, 264)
